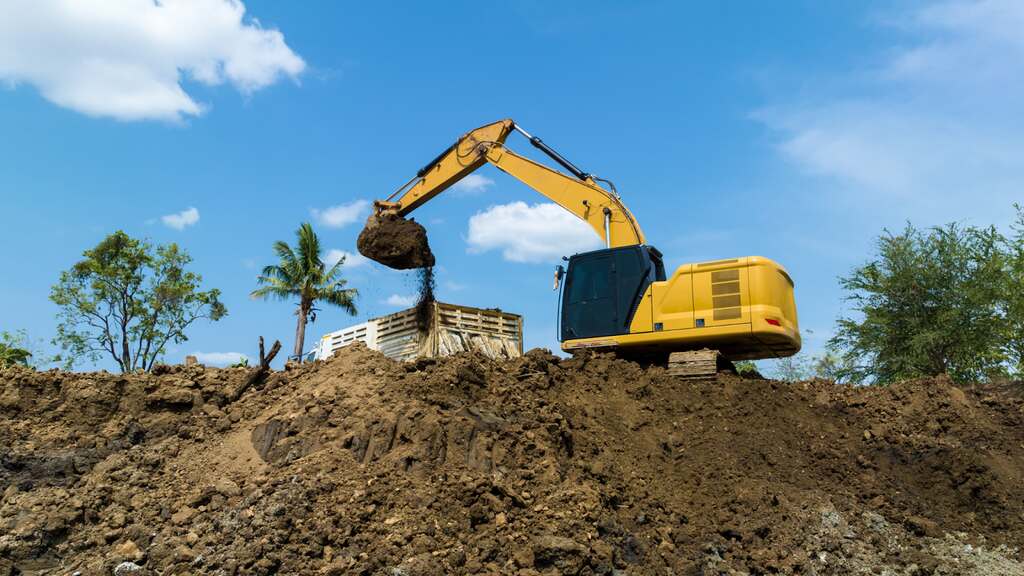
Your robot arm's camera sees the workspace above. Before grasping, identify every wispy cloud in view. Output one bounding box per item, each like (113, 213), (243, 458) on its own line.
(0, 0), (304, 122)
(161, 207), (200, 230)
(383, 294), (416, 307)
(755, 0), (1024, 220)
(467, 201), (602, 263)
(325, 249), (369, 268)
(192, 351), (247, 366)
(451, 174), (495, 196)
(311, 200), (368, 228)
(443, 280), (466, 292)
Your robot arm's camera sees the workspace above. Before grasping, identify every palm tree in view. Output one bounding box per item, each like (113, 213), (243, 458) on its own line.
(252, 223), (358, 359)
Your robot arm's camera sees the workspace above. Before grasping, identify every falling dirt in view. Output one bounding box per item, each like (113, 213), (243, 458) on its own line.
(357, 213), (435, 271)
(414, 266), (436, 332)
(2, 349), (1024, 575)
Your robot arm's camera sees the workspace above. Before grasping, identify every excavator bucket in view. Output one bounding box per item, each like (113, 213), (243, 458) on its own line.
(357, 213), (435, 270)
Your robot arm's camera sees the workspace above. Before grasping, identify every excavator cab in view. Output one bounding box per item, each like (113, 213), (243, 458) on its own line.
(560, 245), (664, 341)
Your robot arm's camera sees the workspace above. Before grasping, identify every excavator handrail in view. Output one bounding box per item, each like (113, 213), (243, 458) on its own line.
(374, 119), (646, 249)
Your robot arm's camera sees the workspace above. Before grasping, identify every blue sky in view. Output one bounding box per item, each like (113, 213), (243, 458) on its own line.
(2, 1), (1022, 370)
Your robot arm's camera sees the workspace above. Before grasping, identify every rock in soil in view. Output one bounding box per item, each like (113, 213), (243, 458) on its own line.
(2, 347), (1024, 574)
(357, 213), (434, 270)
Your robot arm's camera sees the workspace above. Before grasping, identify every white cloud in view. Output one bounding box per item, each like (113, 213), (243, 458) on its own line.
(451, 174), (495, 196)
(325, 249), (369, 268)
(192, 351), (247, 366)
(161, 206), (200, 230)
(311, 200), (369, 229)
(466, 201), (602, 263)
(0, 0), (305, 122)
(443, 280), (466, 292)
(383, 294), (416, 307)
(756, 0), (1024, 217)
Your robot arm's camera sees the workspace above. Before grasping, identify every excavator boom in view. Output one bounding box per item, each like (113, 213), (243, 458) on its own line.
(377, 119), (646, 248)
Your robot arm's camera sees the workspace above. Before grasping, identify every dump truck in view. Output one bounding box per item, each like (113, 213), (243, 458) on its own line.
(311, 301), (522, 362)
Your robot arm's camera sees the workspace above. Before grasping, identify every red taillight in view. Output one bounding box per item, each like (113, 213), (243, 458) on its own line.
(766, 318), (781, 326)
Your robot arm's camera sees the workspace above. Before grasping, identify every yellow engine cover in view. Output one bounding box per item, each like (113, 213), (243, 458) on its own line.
(562, 256), (800, 361)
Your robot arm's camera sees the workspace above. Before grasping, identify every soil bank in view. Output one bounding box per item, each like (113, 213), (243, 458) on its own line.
(2, 348), (1023, 575)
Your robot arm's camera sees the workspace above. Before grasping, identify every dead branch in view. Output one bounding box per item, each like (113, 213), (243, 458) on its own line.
(259, 336), (282, 370)
(230, 336), (282, 402)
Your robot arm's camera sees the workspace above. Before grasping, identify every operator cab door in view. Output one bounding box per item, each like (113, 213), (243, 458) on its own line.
(560, 246), (655, 341)
(561, 252), (619, 340)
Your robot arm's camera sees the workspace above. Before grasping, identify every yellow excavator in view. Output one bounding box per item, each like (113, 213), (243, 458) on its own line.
(368, 119), (800, 371)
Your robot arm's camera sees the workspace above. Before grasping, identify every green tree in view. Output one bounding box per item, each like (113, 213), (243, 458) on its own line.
(0, 330), (32, 368)
(251, 223), (358, 359)
(829, 222), (1008, 384)
(50, 231), (226, 372)
(1006, 204), (1024, 377)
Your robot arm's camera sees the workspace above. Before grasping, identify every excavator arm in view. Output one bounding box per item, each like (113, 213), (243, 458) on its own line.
(375, 119), (646, 248)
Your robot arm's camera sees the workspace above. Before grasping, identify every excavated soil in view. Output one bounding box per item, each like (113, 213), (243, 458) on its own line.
(357, 214), (435, 270)
(2, 347), (1024, 575)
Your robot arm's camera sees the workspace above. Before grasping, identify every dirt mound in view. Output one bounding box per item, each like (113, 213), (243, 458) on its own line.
(2, 350), (1024, 575)
(357, 213), (435, 270)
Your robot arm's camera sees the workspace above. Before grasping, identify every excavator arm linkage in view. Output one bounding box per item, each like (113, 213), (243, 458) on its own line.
(375, 119), (646, 249)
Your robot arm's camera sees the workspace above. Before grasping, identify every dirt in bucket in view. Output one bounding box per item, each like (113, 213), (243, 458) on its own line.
(357, 213), (435, 270)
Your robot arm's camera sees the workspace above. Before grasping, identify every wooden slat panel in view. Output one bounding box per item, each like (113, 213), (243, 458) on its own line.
(322, 301), (523, 362)
(667, 350), (721, 379)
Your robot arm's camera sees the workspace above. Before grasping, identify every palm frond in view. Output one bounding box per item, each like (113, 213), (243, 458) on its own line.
(297, 223), (323, 274)
(273, 241), (298, 268)
(257, 264), (292, 285)
(323, 257), (345, 283)
(320, 287), (359, 316)
(321, 276), (349, 294)
(251, 276), (299, 301)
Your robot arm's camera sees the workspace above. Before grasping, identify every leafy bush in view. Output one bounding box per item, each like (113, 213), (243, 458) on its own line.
(830, 206), (1024, 384)
(1005, 205), (1024, 376)
(0, 331), (32, 368)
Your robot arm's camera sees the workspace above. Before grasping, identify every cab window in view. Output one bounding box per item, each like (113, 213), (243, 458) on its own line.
(568, 256), (611, 304)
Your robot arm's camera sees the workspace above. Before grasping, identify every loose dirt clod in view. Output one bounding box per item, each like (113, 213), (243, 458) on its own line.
(357, 213), (435, 270)
(2, 351), (1024, 575)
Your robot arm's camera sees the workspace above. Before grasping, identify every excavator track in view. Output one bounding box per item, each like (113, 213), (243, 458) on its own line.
(667, 349), (734, 380)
